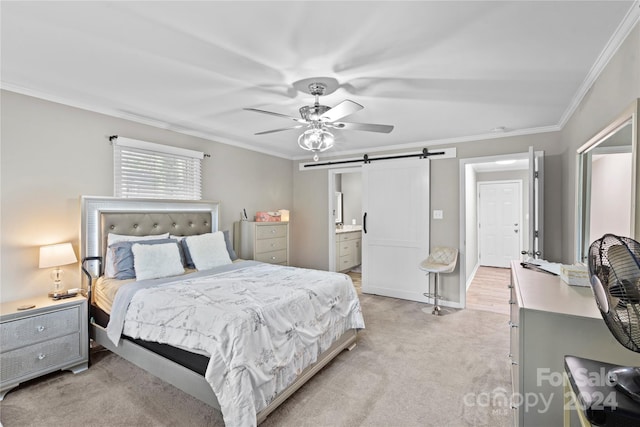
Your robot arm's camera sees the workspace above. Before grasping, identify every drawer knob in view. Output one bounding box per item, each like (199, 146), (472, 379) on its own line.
(511, 360), (519, 366)
(37, 353), (46, 360)
(508, 321), (518, 328)
(36, 325), (46, 332)
(509, 300), (516, 305)
(271, 229), (276, 233)
(271, 256), (276, 260)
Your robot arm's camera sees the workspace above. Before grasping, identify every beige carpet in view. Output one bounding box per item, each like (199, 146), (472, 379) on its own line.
(0, 293), (512, 427)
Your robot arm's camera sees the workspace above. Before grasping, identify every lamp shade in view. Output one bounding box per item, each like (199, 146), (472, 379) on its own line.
(39, 243), (77, 268)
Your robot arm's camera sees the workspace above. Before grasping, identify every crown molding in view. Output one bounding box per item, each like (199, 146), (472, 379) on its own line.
(558, 1), (640, 128)
(0, 83), (293, 160)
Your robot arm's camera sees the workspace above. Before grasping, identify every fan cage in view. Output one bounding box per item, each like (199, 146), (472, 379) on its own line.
(588, 233), (640, 352)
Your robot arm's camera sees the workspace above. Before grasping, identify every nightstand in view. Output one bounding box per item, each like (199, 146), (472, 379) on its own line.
(0, 294), (88, 400)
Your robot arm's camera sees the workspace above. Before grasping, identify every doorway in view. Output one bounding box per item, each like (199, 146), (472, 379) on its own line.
(459, 149), (543, 308)
(328, 167), (363, 273)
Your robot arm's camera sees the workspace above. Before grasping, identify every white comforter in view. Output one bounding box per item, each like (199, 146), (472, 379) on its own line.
(106, 261), (365, 427)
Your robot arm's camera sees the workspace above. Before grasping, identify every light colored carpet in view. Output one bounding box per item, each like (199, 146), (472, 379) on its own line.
(0, 293), (512, 427)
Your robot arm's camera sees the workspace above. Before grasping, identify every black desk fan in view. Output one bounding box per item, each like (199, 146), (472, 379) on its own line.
(589, 233), (640, 401)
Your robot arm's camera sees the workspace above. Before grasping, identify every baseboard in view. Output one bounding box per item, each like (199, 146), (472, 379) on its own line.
(466, 262), (480, 291)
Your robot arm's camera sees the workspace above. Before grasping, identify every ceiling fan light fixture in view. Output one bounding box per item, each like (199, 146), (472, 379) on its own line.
(298, 128), (335, 161)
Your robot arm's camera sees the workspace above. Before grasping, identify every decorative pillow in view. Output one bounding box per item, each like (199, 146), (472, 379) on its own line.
(172, 230), (237, 268)
(104, 232), (169, 277)
(185, 231), (232, 271)
(223, 230), (238, 261)
(131, 242), (184, 280)
(109, 238), (180, 280)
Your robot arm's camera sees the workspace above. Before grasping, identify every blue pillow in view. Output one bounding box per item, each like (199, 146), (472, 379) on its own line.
(180, 230), (237, 269)
(110, 238), (183, 280)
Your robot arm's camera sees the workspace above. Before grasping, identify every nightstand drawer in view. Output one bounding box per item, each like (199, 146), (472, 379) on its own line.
(255, 249), (287, 264)
(1, 306), (80, 351)
(255, 237), (286, 254)
(0, 333), (81, 383)
(255, 224), (287, 240)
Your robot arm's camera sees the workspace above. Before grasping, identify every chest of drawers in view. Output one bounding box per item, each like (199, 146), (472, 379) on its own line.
(236, 221), (289, 265)
(336, 231), (361, 272)
(0, 295), (88, 399)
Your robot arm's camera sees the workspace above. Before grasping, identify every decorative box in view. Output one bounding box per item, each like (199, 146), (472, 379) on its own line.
(560, 264), (590, 287)
(255, 211), (281, 222)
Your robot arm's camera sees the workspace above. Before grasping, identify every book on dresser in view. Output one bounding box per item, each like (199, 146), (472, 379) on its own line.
(234, 221), (289, 265)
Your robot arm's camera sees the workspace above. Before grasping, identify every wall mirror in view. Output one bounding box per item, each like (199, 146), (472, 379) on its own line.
(576, 99), (639, 263)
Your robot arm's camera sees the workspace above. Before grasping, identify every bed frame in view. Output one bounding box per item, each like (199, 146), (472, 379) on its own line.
(80, 196), (357, 424)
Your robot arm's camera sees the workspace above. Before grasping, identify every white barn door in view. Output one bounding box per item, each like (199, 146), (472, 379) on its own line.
(361, 159), (430, 302)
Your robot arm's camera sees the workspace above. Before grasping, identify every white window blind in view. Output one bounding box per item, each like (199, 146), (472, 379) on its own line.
(113, 137), (204, 200)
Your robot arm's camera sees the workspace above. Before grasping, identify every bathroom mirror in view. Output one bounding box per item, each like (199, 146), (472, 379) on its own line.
(576, 99), (639, 263)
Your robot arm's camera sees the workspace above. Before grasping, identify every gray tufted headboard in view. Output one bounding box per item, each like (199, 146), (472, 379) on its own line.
(80, 196), (220, 282)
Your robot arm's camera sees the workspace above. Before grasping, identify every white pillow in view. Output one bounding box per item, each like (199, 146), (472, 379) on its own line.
(185, 231), (232, 271)
(131, 242), (184, 280)
(104, 232), (169, 277)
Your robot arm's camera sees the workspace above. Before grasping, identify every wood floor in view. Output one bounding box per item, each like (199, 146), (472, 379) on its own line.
(466, 266), (511, 315)
(348, 266), (510, 315)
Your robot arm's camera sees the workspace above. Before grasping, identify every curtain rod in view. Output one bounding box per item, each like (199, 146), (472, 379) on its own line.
(303, 148), (445, 168)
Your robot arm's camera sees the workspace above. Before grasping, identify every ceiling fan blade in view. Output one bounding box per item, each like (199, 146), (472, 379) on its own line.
(244, 107), (307, 123)
(254, 125), (305, 135)
(320, 100), (364, 122)
(329, 122), (394, 133)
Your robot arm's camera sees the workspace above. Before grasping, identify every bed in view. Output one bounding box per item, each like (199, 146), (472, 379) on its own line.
(80, 196), (364, 426)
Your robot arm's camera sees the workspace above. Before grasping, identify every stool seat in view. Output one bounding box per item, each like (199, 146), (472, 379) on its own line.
(419, 247), (458, 315)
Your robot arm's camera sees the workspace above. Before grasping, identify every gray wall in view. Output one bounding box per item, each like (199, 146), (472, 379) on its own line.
(561, 23), (640, 263)
(1, 91), (293, 302)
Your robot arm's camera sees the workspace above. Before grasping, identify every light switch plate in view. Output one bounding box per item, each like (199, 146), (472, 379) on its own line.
(433, 210), (443, 219)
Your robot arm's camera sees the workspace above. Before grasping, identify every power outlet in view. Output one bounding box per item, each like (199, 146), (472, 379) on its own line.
(433, 210), (443, 219)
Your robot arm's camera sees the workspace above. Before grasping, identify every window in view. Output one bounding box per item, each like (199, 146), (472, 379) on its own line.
(113, 136), (203, 200)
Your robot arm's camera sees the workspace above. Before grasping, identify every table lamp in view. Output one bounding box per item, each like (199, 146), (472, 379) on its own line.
(39, 242), (77, 295)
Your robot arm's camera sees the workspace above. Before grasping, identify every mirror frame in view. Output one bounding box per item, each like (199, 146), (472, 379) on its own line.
(576, 98), (640, 264)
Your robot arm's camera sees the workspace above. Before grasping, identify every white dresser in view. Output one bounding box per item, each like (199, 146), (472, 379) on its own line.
(336, 230), (361, 272)
(0, 295), (88, 399)
(235, 221), (289, 265)
(509, 261), (640, 426)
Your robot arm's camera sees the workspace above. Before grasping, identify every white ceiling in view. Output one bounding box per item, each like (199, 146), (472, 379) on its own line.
(2, 1), (638, 160)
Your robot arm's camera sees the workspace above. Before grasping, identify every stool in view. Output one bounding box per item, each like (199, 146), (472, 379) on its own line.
(419, 247), (458, 315)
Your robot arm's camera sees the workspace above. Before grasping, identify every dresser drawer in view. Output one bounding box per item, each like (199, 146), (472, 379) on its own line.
(1, 333), (81, 383)
(338, 255), (353, 269)
(255, 249), (288, 264)
(338, 232), (361, 242)
(255, 237), (286, 254)
(338, 241), (354, 256)
(1, 306), (80, 351)
(256, 225), (287, 240)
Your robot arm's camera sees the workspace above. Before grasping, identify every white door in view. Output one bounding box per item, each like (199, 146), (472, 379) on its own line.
(361, 158), (430, 302)
(528, 148), (545, 259)
(478, 181), (521, 268)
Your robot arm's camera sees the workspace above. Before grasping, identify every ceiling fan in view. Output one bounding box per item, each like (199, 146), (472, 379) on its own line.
(244, 81), (394, 160)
